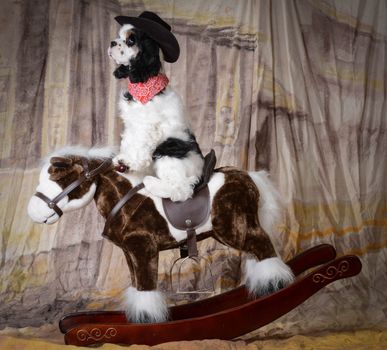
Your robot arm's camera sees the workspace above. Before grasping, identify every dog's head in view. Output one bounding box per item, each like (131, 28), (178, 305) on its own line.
(108, 24), (162, 82)
(108, 24), (140, 65)
(109, 12), (180, 82)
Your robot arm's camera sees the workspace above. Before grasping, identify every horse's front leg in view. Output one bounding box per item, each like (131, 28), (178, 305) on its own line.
(122, 232), (168, 323)
(122, 250), (136, 287)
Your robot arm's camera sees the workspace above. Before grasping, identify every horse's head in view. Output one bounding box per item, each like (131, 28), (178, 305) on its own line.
(28, 153), (112, 224)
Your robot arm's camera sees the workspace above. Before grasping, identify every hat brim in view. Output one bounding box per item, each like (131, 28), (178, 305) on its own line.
(115, 16), (180, 63)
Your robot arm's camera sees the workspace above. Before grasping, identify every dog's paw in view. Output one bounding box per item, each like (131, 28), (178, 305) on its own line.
(143, 176), (194, 201)
(114, 152), (152, 172)
(143, 176), (170, 198)
(130, 157), (152, 172)
(169, 185), (194, 202)
(113, 154), (131, 168)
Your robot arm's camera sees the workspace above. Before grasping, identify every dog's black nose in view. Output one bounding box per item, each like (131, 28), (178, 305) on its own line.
(110, 41), (117, 47)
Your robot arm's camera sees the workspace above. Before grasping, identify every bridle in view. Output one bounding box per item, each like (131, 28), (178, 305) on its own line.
(34, 157), (113, 218)
(34, 157), (145, 232)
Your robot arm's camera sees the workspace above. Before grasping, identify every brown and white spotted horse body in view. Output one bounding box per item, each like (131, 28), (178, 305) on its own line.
(28, 147), (294, 323)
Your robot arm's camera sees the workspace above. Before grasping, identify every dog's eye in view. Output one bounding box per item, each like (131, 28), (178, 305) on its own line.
(126, 34), (136, 46)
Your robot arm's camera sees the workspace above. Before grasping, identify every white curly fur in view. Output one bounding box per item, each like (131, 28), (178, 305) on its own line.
(109, 24), (204, 202)
(114, 86), (204, 202)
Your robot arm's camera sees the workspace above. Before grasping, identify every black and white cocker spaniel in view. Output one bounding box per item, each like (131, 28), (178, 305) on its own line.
(108, 11), (204, 202)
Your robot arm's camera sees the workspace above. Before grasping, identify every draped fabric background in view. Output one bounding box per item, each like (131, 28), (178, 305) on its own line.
(0, 0), (386, 341)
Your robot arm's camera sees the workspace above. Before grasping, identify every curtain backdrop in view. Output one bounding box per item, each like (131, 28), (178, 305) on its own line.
(0, 0), (386, 340)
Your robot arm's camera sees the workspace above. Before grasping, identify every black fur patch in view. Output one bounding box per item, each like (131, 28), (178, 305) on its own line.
(152, 132), (203, 160)
(113, 64), (131, 79)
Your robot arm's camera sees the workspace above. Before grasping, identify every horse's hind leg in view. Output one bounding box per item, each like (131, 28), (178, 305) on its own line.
(211, 174), (294, 296)
(121, 232), (168, 323)
(242, 229), (294, 296)
(212, 223), (293, 296)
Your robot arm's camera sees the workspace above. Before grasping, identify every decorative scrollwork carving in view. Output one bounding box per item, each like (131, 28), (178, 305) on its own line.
(76, 327), (117, 342)
(312, 260), (350, 284)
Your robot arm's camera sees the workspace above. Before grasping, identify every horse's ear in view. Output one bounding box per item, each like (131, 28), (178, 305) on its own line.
(50, 157), (73, 168)
(49, 157), (74, 181)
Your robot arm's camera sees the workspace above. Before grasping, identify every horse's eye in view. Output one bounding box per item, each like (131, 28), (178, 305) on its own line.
(126, 34), (136, 46)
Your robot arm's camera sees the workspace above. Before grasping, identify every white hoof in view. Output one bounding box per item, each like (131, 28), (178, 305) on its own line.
(124, 287), (169, 323)
(245, 257), (294, 296)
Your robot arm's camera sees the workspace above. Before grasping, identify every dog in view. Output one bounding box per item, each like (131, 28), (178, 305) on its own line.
(108, 11), (204, 202)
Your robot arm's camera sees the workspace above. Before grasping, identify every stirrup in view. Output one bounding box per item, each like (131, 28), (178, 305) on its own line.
(169, 246), (215, 295)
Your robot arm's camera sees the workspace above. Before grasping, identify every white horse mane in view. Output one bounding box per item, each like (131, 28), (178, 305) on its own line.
(43, 145), (118, 165)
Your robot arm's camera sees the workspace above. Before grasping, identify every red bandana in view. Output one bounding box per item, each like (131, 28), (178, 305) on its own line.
(127, 74), (169, 104)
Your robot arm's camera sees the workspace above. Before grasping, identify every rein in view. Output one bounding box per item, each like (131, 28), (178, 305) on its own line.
(102, 182), (145, 237)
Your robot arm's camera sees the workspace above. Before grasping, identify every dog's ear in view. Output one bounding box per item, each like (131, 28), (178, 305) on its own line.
(113, 65), (130, 79)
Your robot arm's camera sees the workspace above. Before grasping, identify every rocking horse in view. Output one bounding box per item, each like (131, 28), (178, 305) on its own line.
(27, 147), (362, 346)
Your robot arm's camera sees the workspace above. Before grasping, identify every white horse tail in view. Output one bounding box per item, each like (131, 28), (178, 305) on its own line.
(248, 170), (284, 235)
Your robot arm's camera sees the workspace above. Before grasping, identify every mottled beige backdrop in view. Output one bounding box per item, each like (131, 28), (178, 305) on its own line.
(0, 0), (386, 341)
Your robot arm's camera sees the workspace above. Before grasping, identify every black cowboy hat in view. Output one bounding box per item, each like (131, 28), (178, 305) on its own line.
(115, 11), (180, 63)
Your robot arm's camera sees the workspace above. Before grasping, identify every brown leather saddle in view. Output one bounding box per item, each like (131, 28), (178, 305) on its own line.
(162, 150), (216, 257)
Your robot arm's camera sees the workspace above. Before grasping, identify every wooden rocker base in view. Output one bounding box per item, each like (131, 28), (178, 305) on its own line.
(60, 244), (362, 347)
